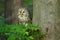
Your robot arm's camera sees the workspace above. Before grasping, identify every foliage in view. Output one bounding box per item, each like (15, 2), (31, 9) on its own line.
(24, 0), (33, 7)
(0, 24), (46, 40)
(0, 17), (4, 27)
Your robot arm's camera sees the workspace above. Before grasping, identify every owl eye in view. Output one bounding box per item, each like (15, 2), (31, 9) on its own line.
(23, 11), (25, 13)
(20, 11), (22, 13)
(20, 10), (22, 13)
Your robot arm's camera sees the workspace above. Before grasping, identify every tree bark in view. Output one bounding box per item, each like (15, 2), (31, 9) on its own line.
(33, 0), (58, 40)
(55, 0), (60, 40)
(5, 0), (24, 24)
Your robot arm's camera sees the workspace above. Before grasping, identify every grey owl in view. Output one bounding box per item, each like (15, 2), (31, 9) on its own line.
(17, 8), (30, 26)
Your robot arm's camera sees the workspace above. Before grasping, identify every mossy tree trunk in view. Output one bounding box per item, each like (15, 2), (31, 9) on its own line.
(5, 0), (24, 24)
(32, 0), (60, 40)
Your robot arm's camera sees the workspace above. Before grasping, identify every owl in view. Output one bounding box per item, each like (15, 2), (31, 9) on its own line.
(17, 8), (30, 26)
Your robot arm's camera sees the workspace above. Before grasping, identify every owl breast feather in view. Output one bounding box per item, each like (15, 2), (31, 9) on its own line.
(18, 16), (29, 22)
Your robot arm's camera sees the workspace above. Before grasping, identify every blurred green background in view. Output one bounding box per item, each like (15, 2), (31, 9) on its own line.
(0, 0), (33, 16)
(0, 0), (33, 25)
(0, 0), (5, 16)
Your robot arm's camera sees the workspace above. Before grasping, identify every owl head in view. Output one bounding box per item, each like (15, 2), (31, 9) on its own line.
(17, 8), (30, 22)
(17, 8), (31, 25)
(17, 8), (29, 17)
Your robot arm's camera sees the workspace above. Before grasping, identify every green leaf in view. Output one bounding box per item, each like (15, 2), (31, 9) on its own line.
(25, 32), (29, 35)
(7, 34), (16, 40)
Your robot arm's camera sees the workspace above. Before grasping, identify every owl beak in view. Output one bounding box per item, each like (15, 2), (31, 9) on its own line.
(21, 13), (23, 17)
(18, 13), (23, 17)
(20, 13), (23, 17)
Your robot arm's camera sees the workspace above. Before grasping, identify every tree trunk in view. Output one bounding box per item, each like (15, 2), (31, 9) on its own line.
(5, 0), (24, 24)
(55, 0), (60, 40)
(33, 0), (58, 40)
